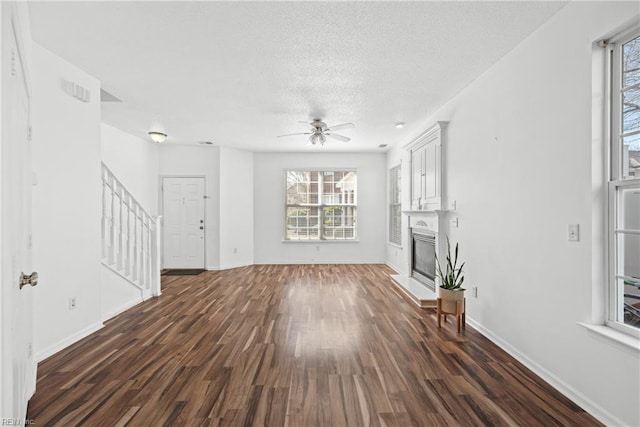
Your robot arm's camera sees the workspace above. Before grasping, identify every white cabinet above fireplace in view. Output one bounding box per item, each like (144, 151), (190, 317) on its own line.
(403, 121), (447, 211)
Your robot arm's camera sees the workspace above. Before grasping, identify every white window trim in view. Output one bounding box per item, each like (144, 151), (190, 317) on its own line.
(577, 322), (639, 353)
(284, 169), (358, 242)
(603, 27), (640, 340)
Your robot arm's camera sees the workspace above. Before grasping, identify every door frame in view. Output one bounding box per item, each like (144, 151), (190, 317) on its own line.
(159, 175), (207, 269)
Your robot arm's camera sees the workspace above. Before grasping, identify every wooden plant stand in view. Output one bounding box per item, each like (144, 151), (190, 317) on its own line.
(436, 297), (466, 333)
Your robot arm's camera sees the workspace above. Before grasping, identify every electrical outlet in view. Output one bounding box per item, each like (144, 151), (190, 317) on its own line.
(233, 248), (238, 254)
(451, 200), (457, 210)
(451, 217), (459, 228)
(69, 297), (77, 310)
(28, 342), (33, 358)
(472, 286), (478, 298)
(316, 246), (320, 251)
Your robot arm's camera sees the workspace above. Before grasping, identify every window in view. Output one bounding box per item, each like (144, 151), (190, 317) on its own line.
(285, 170), (357, 240)
(607, 29), (640, 334)
(389, 164), (401, 245)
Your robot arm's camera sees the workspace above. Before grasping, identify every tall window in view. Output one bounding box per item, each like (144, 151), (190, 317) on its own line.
(607, 30), (640, 334)
(285, 170), (357, 241)
(389, 164), (401, 245)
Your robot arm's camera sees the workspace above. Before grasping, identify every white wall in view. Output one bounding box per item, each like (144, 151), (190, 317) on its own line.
(254, 152), (386, 264)
(158, 145), (220, 269)
(219, 147), (254, 269)
(100, 123), (159, 214)
(386, 3), (639, 426)
(31, 44), (103, 360)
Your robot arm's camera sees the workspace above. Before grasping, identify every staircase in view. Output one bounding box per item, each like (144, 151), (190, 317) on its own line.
(101, 163), (161, 300)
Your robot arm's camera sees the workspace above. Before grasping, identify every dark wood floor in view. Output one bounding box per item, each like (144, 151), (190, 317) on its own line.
(27, 264), (601, 426)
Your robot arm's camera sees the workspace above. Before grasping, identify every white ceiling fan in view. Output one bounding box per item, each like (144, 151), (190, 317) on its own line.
(277, 119), (354, 146)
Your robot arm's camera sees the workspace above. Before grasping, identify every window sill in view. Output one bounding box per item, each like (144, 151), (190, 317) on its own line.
(577, 322), (640, 353)
(388, 242), (403, 249)
(282, 239), (360, 243)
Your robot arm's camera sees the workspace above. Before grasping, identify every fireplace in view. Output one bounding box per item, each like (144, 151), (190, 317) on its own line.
(411, 229), (436, 291)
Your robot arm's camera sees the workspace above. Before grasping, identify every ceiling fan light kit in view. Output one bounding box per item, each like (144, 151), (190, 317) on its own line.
(277, 119), (354, 147)
(309, 133), (327, 146)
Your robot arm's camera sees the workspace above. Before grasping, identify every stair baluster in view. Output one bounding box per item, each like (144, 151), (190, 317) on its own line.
(100, 163), (161, 298)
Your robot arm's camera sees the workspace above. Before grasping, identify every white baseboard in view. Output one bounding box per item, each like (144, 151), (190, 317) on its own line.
(466, 318), (624, 427)
(218, 262), (253, 270)
(102, 296), (145, 323)
(35, 322), (103, 363)
(252, 260), (386, 265)
(385, 261), (402, 274)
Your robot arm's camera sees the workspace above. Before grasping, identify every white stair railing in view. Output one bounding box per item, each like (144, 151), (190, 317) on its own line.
(101, 163), (161, 298)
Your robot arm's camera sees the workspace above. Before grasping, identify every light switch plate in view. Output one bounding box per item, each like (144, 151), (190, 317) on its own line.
(568, 224), (579, 242)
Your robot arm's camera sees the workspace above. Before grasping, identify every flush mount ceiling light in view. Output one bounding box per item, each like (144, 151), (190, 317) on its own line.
(148, 131), (167, 143)
(395, 122), (405, 129)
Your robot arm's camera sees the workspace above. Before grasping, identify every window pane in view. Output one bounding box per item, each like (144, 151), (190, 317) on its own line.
(622, 87), (640, 134)
(287, 171), (309, 185)
(286, 171), (321, 205)
(618, 233), (640, 281)
(322, 206), (356, 240)
(619, 183), (640, 230)
(286, 207), (319, 240)
(339, 172), (357, 204)
(623, 134), (640, 179)
(615, 184), (640, 329)
(622, 280), (640, 328)
(286, 172), (309, 204)
(623, 35), (640, 87)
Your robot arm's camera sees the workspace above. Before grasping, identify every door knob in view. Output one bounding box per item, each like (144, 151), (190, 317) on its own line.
(19, 271), (38, 289)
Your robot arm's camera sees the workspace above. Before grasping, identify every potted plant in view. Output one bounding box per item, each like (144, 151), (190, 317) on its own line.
(435, 236), (466, 331)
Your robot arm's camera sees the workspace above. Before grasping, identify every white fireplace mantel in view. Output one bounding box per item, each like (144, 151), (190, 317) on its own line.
(391, 123), (450, 308)
(402, 210), (449, 216)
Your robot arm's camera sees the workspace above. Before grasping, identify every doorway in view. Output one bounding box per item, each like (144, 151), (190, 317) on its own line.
(161, 177), (205, 269)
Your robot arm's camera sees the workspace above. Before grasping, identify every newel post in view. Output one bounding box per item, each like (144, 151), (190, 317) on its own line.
(151, 215), (162, 297)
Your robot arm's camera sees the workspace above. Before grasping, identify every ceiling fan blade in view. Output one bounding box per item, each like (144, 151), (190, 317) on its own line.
(326, 133), (351, 142)
(277, 132), (312, 138)
(299, 121), (315, 129)
(326, 123), (354, 132)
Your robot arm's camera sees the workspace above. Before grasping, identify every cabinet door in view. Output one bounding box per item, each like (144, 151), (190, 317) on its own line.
(423, 143), (438, 199)
(411, 148), (423, 207)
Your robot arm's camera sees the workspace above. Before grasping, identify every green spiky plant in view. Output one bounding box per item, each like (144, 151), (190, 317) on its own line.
(435, 236), (465, 291)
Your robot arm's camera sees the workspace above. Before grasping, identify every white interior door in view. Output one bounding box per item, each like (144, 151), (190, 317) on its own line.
(162, 177), (205, 269)
(1, 4), (36, 420)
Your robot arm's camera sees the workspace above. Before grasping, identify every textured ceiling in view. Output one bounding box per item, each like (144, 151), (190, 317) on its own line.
(28, 1), (567, 152)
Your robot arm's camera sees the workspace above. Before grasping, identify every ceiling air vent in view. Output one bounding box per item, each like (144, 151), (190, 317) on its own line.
(378, 144), (388, 148)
